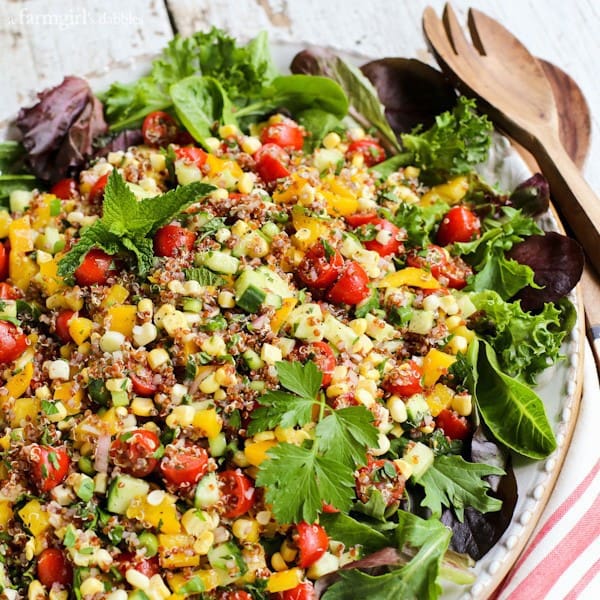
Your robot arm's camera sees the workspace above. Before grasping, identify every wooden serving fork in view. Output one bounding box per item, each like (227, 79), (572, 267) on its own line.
(422, 4), (600, 277)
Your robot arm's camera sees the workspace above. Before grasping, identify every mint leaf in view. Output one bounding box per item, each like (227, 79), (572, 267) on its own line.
(316, 406), (379, 467)
(417, 455), (504, 522)
(275, 360), (322, 401)
(256, 443), (355, 524)
(101, 170), (140, 235)
(183, 266), (223, 287)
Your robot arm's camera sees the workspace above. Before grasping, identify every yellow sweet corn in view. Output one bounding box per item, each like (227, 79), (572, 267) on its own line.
(158, 534), (199, 569)
(422, 349), (456, 388)
(377, 267), (441, 290)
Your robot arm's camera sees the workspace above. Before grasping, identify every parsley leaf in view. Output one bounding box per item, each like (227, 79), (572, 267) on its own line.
(256, 443), (355, 524)
(58, 170), (214, 280)
(416, 455), (504, 522)
(276, 359), (323, 400)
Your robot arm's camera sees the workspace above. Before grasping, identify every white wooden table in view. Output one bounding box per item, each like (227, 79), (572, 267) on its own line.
(1, 0), (598, 597)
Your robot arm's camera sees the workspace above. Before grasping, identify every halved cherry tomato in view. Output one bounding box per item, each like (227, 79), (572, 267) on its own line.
(219, 469), (255, 519)
(130, 369), (158, 397)
(175, 146), (208, 169)
(37, 548), (72, 587)
(307, 341), (336, 387)
(436, 206), (481, 246)
(0, 321), (28, 364)
(436, 409), (471, 441)
(346, 138), (386, 166)
(295, 522), (329, 568)
(142, 111), (179, 147)
(88, 172), (109, 206)
(154, 224), (196, 258)
(279, 582), (316, 600)
(30, 445), (70, 493)
(355, 458), (406, 506)
(407, 245), (471, 289)
(116, 552), (160, 578)
(111, 429), (161, 478)
(382, 359), (423, 397)
(74, 248), (114, 286)
(260, 117), (305, 151)
(160, 443), (208, 488)
(254, 143), (291, 183)
(0, 241), (8, 280)
(297, 241), (344, 289)
(55, 309), (76, 344)
(346, 214), (402, 257)
(0, 282), (19, 299)
(327, 261), (370, 305)
(50, 178), (78, 200)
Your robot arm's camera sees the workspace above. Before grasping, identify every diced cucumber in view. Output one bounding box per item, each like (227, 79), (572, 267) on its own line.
(194, 472), (220, 509)
(87, 378), (110, 406)
(286, 303), (324, 342)
(9, 190), (33, 213)
(408, 309), (435, 335)
(314, 148), (344, 173)
(339, 232), (363, 258)
(453, 291), (477, 318)
(175, 162), (202, 185)
(107, 475), (149, 515)
(231, 230), (269, 258)
(365, 313), (395, 341)
(198, 251), (240, 275)
(405, 393), (431, 425)
(128, 591), (150, 600)
(182, 298), (202, 313)
(208, 542), (247, 583)
(111, 390), (130, 407)
(0, 300), (17, 321)
(74, 474), (95, 502)
(403, 441), (435, 480)
(234, 267), (292, 313)
(236, 284), (267, 313)
(208, 432), (227, 457)
(243, 349), (264, 370)
(323, 313), (359, 351)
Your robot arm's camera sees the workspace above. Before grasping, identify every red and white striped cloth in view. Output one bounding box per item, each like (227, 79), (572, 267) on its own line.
(495, 342), (600, 599)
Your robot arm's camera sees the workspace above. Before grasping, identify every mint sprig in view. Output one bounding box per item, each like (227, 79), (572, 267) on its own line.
(58, 170), (215, 280)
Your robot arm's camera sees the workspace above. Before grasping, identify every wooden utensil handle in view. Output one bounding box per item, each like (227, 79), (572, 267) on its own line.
(532, 134), (600, 275)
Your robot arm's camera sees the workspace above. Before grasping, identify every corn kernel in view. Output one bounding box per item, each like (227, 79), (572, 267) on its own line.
(100, 331), (125, 353)
(349, 318), (367, 336)
(231, 220), (250, 237)
(253, 431), (276, 443)
(133, 322), (158, 347)
(162, 311), (189, 336)
(423, 295), (441, 312)
(241, 136), (262, 155)
(148, 348), (170, 370)
(146, 575), (171, 600)
(217, 291), (236, 308)
(370, 432), (391, 456)
(167, 280), (185, 294)
(219, 124), (240, 139)
(451, 393), (473, 417)
(211, 188), (228, 201)
(323, 132), (341, 149)
(201, 335), (227, 357)
(387, 396), (407, 423)
(446, 335), (468, 355)
(80, 577), (104, 596)
(355, 388), (375, 407)
(47, 359), (69, 380)
(204, 137), (221, 152)
(326, 382), (349, 398)
(126, 569), (150, 590)
(439, 295), (459, 315)
(27, 580), (45, 600)
(261, 343), (282, 365)
(445, 315), (462, 331)
(166, 405), (196, 428)
(238, 172), (256, 195)
(131, 397), (155, 417)
(137, 298), (153, 316)
(199, 373), (220, 394)
(280, 539), (298, 563)
(271, 552), (288, 572)
(193, 530), (215, 555)
(183, 280), (202, 296)
(106, 592), (128, 600)
(232, 518), (259, 543)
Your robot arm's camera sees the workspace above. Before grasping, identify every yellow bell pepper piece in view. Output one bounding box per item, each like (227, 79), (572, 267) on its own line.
(9, 253), (38, 292)
(127, 494), (181, 534)
(267, 568), (303, 593)
(244, 439), (277, 467)
(422, 349), (456, 388)
(167, 569), (219, 596)
(31, 194), (56, 229)
(270, 297), (298, 333)
(8, 216), (34, 253)
(320, 188), (359, 217)
(377, 267), (441, 290)
(5, 361), (34, 400)
(420, 176), (469, 206)
(158, 534), (199, 569)
(101, 284), (129, 308)
(19, 500), (50, 536)
(0, 210), (12, 238)
(12, 396), (40, 427)
(68, 317), (93, 345)
(273, 172), (311, 205)
(0, 501), (11, 529)
(37, 257), (65, 295)
(290, 207), (330, 251)
(53, 382), (83, 415)
(206, 154), (243, 184)
(426, 383), (455, 417)
(107, 304), (137, 337)
(192, 408), (222, 439)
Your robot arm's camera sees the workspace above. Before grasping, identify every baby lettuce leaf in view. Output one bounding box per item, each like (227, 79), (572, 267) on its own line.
(297, 108), (342, 151)
(323, 512), (451, 600)
(416, 455), (504, 522)
(471, 338), (557, 459)
(320, 512), (388, 555)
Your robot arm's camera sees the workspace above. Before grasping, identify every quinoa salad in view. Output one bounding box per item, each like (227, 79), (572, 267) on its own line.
(0, 28), (581, 600)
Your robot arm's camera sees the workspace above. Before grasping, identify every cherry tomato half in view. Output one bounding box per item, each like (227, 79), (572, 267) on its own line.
(355, 458), (406, 507)
(50, 178), (78, 200)
(382, 359), (423, 398)
(111, 429), (161, 478)
(88, 172), (109, 206)
(254, 144), (291, 183)
(0, 282), (19, 300)
(116, 552), (160, 578)
(307, 341), (336, 387)
(407, 245), (471, 290)
(175, 146), (208, 169)
(260, 117), (305, 151)
(436, 409), (471, 441)
(346, 138), (386, 166)
(160, 443), (208, 488)
(30, 445), (70, 493)
(219, 469), (255, 519)
(55, 309), (76, 344)
(436, 206), (481, 246)
(37, 548), (72, 588)
(327, 261), (370, 305)
(297, 241), (344, 289)
(0, 241), (8, 281)
(130, 369), (158, 397)
(0, 321), (29, 364)
(74, 248), (114, 287)
(346, 214), (402, 257)
(295, 522), (329, 568)
(154, 224), (196, 258)
(279, 582), (316, 600)
(142, 111), (179, 147)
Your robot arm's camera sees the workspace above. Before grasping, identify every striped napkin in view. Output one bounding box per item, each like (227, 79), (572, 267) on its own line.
(495, 342), (600, 599)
